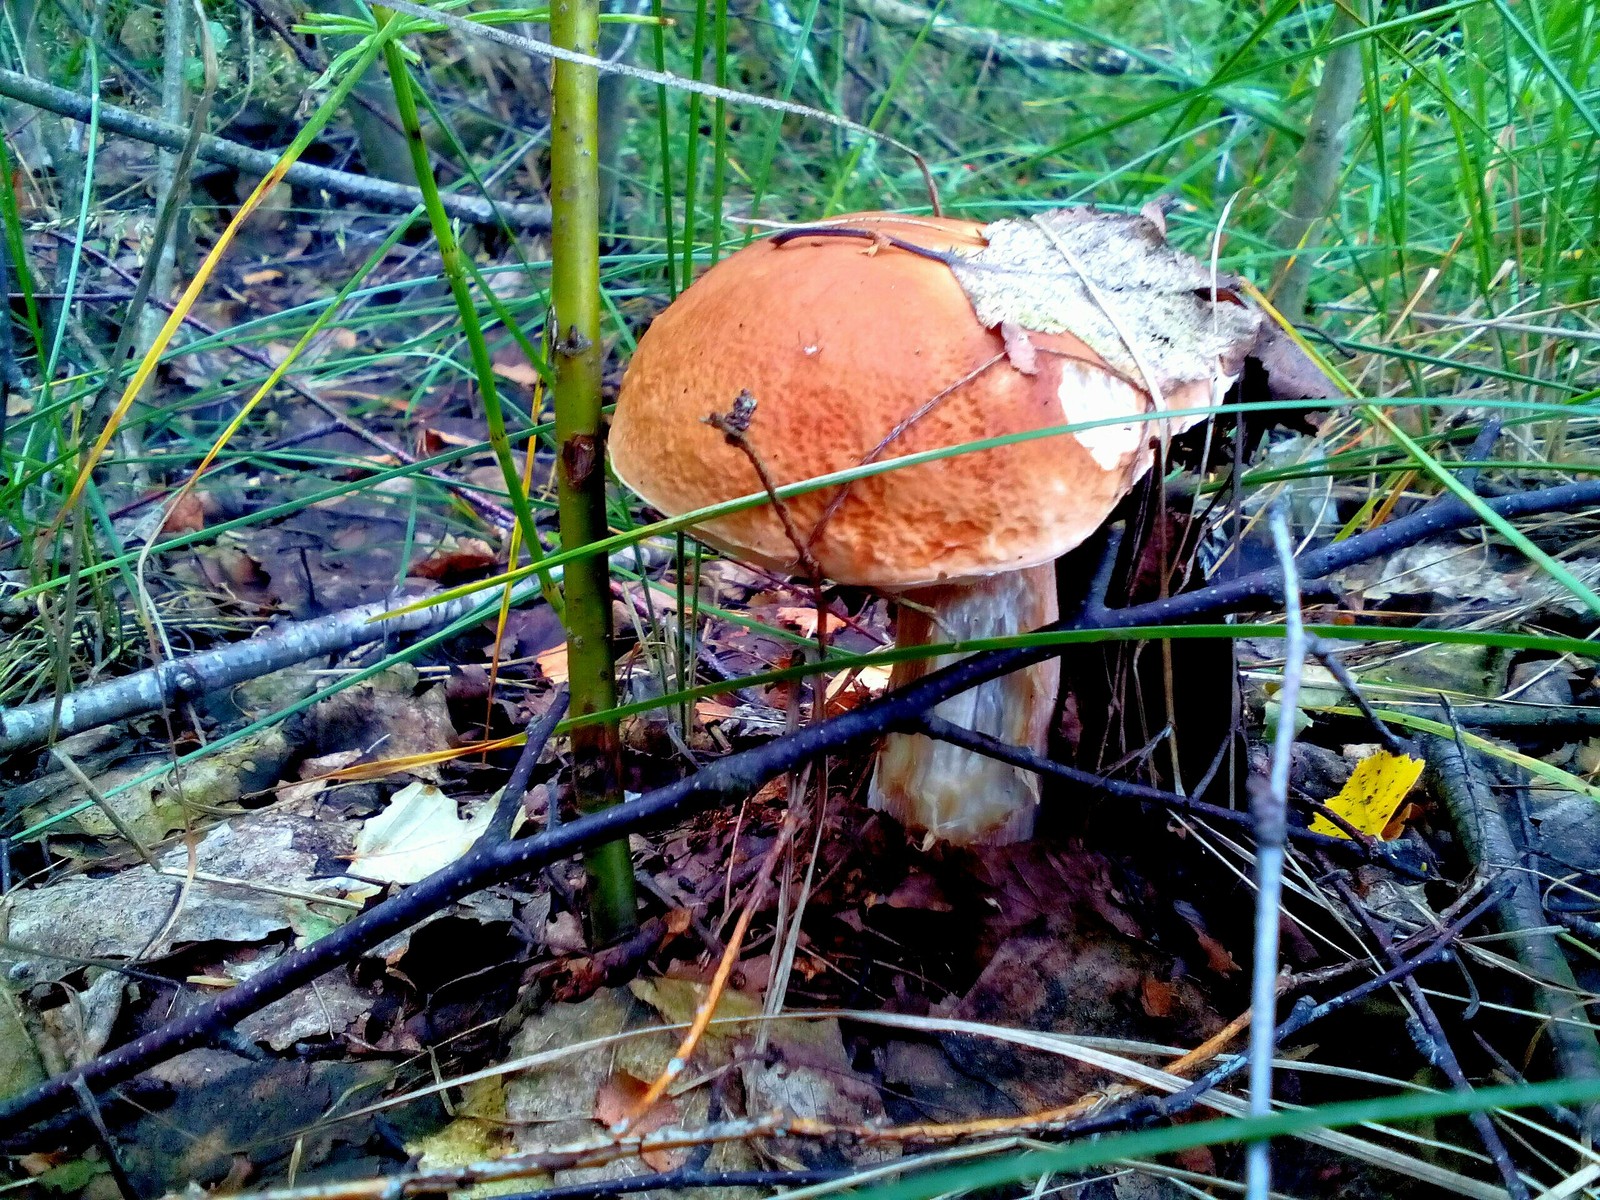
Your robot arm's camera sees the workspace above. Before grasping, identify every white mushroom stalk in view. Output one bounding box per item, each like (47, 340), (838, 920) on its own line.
(870, 564), (1059, 844)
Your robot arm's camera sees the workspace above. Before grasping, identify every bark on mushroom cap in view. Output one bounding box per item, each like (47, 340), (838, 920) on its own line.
(610, 212), (1225, 591)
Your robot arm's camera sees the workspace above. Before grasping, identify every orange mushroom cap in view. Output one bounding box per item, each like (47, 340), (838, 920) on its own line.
(610, 212), (1219, 590)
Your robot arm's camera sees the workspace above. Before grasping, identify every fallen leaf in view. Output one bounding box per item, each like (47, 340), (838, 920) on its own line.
(773, 607), (848, 638)
(277, 748), (365, 805)
(348, 782), (491, 884)
(160, 492), (206, 535)
(241, 267), (283, 285)
(536, 645), (569, 684)
(0, 809), (361, 982)
(493, 358), (545, 387)
(951, 209), (1260, 396)
(593, 1071), (682, 1168)
(694, 700), (739, 722)
(1309, 749), (1425, 840)
(544, 911), (587, 955)
(1140, 977), (1175, 1018)
(408, 537), (499, 581)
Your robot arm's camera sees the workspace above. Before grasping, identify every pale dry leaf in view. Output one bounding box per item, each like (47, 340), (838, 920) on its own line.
(544, 910), (587, 954)
(949, 208), (1260, 395)
(536, 644), (570, 684)
(348, 782), (491, 884)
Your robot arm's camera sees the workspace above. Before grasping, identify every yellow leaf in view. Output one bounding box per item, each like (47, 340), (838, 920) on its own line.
(1310, 750), (1424, 840)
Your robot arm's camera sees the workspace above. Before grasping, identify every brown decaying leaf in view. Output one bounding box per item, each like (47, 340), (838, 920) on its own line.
(408, 537), (499, 581)
(592, 1071), (683, 1170)
(160, 492), (207, 535)
(773, 606), (849, 638)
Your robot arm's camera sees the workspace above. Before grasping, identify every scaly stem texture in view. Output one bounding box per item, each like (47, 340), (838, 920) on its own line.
(551, 0), (637, 938)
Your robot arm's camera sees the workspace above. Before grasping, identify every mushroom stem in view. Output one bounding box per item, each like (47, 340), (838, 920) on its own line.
(869, 563), (1060, 845)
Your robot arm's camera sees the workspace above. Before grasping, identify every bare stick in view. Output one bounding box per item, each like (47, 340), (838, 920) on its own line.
(0, 67), (552, 231)
(1425, 723), (1600, 1134)
(1244, 504), (1305, 1200)
(0, 585), (534, 755)
(851, 0), (1157, 74)
(485, 687), (571, 842)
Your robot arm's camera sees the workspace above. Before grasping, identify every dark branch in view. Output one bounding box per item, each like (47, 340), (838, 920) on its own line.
(915, 714), (1430, 876)
(486, 689), (570, 843)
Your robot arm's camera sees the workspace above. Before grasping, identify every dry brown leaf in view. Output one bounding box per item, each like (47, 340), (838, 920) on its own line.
(592, 1070), (682, 1168)
(1139, 977), (1176, 1018)
(773, 607), (848, 637)
(408, 537), (499, 581)
(536, 645), (569, 684)
(161, 492), (207, 535)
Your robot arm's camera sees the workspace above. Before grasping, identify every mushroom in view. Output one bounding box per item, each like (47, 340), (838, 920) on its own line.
(610, 210), (1294, 845)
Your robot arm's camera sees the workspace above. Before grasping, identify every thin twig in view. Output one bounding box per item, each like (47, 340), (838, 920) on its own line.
(1306, 637), (1410, 755)
(850, 0), (1156, 73)
(706, 391), (819, 578)
(69, 1078), (136, 1200)
(913, 714), (1427, 875)
(1244, 503), (1305, 1200)
(616, 802), (801, 1132)
(485, 687), (570, 842)
(374, 0), (941, 215)
(48, 748), (158, 866)
(1082, 877), (1514, 1135)
(804, 352), (1005, 553)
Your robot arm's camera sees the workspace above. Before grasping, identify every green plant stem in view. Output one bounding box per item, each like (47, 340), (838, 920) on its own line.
(550, 0), (636, 939)
(376, 18), (562, 614)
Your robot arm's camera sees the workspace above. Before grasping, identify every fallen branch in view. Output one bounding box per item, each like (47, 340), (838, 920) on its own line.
(0, 584), (534, 755)
(1425, 727), (1600, 1133)
(2, 478), (1598, 1135)
(0, 67), (552, 231)
(850, 0), (1158, 74)
(916, 714), (1428, 875)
